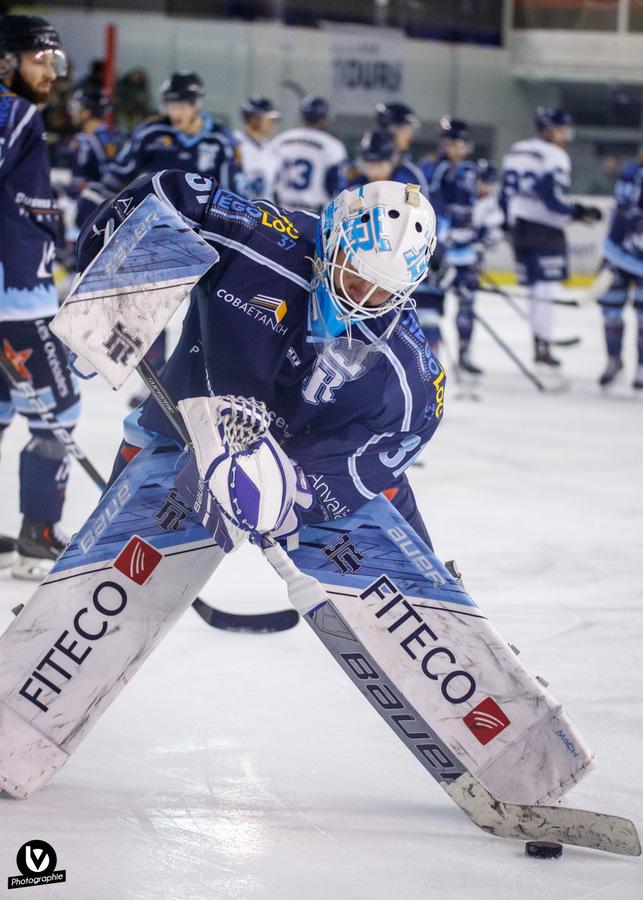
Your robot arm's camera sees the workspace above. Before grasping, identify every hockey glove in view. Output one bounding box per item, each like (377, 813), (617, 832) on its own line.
(176, 396), (308, 538)
(571, 203), (603, 223)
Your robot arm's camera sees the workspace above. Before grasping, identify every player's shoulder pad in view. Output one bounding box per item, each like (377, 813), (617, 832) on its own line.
(541, 140), (570, 169)
(203, 187), (317, 280)
(0, 88), (41, 137)
(214, 122), (238, 144)
(620, 160), (640, 180)
(130, 118), (173, 141)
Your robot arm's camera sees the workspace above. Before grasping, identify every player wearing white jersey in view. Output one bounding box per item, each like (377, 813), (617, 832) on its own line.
(501, 108), (601, 370)
(235, 95), (280, 201)
(272, 95), (347, 214)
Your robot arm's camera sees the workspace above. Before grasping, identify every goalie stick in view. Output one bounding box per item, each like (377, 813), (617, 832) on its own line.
(141, 368), (640, 857)
(191, 596), (298, 634)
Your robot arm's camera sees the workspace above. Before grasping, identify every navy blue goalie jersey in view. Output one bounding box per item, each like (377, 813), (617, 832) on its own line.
(78, 170), (445, 525)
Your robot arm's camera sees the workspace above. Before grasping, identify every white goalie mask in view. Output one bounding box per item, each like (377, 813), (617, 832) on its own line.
(311, 181), (437, 340)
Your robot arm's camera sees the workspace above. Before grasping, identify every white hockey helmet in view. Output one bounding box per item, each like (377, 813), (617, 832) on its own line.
(312, 181), (437, 338)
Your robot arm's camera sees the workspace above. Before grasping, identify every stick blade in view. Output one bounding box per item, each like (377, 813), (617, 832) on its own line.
(192, 597), (299, 633)
(444, 773), (641, 856)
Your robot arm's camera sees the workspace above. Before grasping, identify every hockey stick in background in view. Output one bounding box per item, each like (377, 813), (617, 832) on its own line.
(0, 347), (108, 491)
(137, 358), (299, 634)
(479, 271), (579, 308)
(479, 274), (581, 348)
(472, 311), (546, 392)
(138, 364), (641, 856)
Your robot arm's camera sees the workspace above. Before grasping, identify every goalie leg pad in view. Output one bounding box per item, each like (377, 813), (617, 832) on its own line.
(0, 436), (242, 798)
(287, 496), (593, 806)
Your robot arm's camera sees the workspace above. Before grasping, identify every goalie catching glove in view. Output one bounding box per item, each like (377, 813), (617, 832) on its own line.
(175, 396), (313, 540)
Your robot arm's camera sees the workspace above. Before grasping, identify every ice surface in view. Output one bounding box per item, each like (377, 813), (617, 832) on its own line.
(0, 295), (642, 899)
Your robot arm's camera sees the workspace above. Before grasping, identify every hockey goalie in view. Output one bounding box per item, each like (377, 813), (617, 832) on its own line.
(0, 172), (637, 855)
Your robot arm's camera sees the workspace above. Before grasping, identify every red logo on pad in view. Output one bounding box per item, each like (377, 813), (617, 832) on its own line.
(114, 536), (162, 585)
(463, 697), (511, 745)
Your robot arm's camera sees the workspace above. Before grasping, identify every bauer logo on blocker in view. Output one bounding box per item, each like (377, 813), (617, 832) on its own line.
(8, 840), (66, 890)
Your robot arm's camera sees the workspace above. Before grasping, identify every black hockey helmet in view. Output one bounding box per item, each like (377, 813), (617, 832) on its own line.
(437, 116), (472, 142)
(241, 95), (280, 121)
(160, 71), (205, 103)
(69, 87), (109, 119)
(476, 158), (497, 183)
(375, 102), (420, 131)
(0, 15), (67, 76)
(300, 95), (329, 124)
(535, 106), (573, 131)
(358, 129), (397, 163)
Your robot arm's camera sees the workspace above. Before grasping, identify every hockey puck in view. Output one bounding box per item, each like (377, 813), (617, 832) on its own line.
(525, 841), (563, 859)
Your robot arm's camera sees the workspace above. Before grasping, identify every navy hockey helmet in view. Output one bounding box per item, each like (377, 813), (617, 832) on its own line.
(535, 107), (573, 131)
(437, 117), (472, 142)
(160, 71), (205, 103)
(0, 14), (67, 76)
(241, 95), (280, 121)
(69, 87), (109, 119)
(358, 129), (397, 162)
(300, 95), (329, 124)
(476, 158), (498, 183)
(375, 102), (420, 131)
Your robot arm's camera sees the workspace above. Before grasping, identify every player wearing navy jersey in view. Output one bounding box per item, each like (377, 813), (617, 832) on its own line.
(375, 102), (427, 193)
(596, 156), (643, 389)
(105, 71), (244, 403)
(422, 118), (484, 375)
(74, 174), (441, 547)
(103, 72), (244, 195)
(0, 15), (80, 579)
(501, 107), (601, 370)
(272, 95), (348, 214)
(235, 95), (280, 201)
(67, 87), (124, 232)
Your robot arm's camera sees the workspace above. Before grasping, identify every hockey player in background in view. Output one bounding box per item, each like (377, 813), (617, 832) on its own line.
(473, 160), (504, 249)
(423, 118), (484, 375)
(66, 87), (124, 232)
(235, 95), (280, 201)
(104, 71), (244, 406)
(103, 71), (244, 196)
(375, 101), (427, 194)
(596, 154), (643, 389)
(72, 174), (441, 552)
(272, 95), (347, 214)
(0, 15), (80, 579)
(501, 107), (602, 373)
